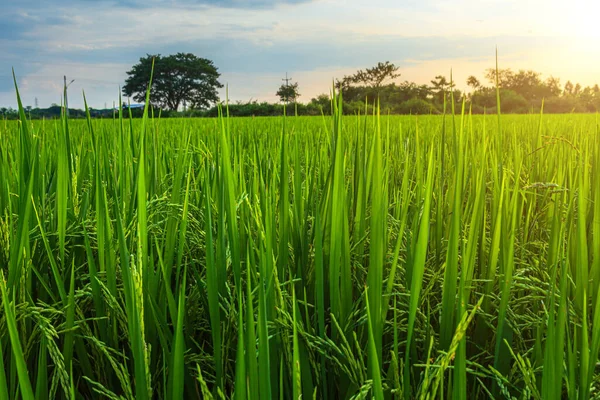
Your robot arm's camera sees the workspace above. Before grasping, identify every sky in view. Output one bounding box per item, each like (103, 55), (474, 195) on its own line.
(1, 0), (599, 109)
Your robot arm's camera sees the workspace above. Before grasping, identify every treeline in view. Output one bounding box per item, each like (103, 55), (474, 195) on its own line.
(0, 104), (147, 120)
(464, 69), (600, 114)
(196, 94), (436, 117)
(200, 65), (600, 116)
(335, 64), (600, 114)
(4, 64), (600, 119)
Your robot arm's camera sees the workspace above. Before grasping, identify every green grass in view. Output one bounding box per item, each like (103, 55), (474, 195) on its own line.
(1, 78), (600, 399)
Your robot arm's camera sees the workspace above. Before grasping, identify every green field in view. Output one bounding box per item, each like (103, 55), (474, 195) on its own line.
(1, 89), (600, 399)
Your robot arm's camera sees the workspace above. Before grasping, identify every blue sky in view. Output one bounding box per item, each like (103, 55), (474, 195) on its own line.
(1, 0), (598, 108)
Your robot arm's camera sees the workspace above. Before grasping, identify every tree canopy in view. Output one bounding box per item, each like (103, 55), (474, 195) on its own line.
(123, 53), (223, 111)
(9, 60), (600, 119)
(276, 81), (300, 103)
(323, 63), (600, 115)
(337, 61), (401, 91)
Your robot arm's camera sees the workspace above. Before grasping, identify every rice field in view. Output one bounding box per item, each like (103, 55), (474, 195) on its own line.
(1, 82), (600, 399)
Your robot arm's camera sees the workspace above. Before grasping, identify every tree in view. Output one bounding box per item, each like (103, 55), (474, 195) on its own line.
(123, 53), (223, 111)
(484, 68), (562, 101)
(395, 98), (435, 115)
(545, 76), (562, 97)
(334, 77), (353, 93)
(430, 75), (455, 104)
(350, 61), (400, 89)
(564, 81), (574, 96)
(467, 75), (481, 90)
(430, 75), (455, 91)
(308, 94), (332, 114)
(485, 68), (515, 88)
(276, 82), (300, 103)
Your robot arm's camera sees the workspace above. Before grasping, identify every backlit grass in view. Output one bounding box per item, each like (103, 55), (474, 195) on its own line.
(1, 78), (600, 399)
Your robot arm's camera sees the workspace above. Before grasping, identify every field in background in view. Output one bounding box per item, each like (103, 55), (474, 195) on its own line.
(1, 92), (600, 399)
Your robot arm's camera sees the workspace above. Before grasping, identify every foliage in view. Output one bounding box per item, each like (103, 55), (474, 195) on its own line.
(123, 53), (222, 111)
(276, 82), (300, 103)
(393, 97), (436, 114)
(7, 63), (600, 120)
(4, 72), (600, 400)
(352, 61), (400, 87)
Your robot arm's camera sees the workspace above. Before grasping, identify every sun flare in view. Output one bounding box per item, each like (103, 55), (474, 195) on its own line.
(556, 1), (600, 39)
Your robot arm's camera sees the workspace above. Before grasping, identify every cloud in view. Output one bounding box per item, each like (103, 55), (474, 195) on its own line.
(15, 0), (314, 10)
(1, 0), (598, 108)
(0, 33), (571, 108)
(126, 0), (313, 8)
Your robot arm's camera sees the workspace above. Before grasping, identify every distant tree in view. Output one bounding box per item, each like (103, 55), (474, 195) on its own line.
(430, 75), (453, 91)
(467, 75), (481, 90)
(500, 90), (530, 113)
(430, 75), (455, 104)
(388, 81), (432, 103)
(123, 53), (222, 111)
(395, 98), (435, 114)
(545, 76), (562, 97)
(470, 87), (497, 109)
(334, 77), (353, 93)
(350, 61), (401, 89)
(578, 86), (597, 111)
(510, 70), (543, 98)
(308, 94), (332, 114)
(485, 68), (515, 88)
(276, 82), (300, 103)
(485, 68), (562, 101)
(564, 81), (574, 96)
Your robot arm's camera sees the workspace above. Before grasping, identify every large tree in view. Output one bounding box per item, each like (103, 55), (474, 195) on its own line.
(123, 53), (223, 111)
(350, 61), (400, 89)
(334, 61), (401, 102)
(484, 68), (553, 101)
(430, 75), (457, 104)
(276, 81), (300, 103)
(466, 75), (481, 90)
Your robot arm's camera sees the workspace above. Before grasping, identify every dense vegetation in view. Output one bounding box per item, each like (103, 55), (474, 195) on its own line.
(123, 53), (223, 111)
(4, 62), (600, 120)
(2, 78), (600, 399)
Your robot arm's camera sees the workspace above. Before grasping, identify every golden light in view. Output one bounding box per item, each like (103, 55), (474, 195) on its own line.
(557, 1), (600, 39)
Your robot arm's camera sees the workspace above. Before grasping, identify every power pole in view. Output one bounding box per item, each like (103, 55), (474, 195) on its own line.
(281, 73), (297, 114)
(34, 97), (38, 109)
(64, 75), (75, 118)
(282, 72), (292, 87)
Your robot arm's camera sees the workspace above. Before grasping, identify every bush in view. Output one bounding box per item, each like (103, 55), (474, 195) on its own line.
(394, 98), (438, 115)
(543, 96), (588, 113)
(499, 90), (529, 113)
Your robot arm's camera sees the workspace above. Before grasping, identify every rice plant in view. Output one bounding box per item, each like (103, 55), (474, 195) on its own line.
(1, 72), (600, 399)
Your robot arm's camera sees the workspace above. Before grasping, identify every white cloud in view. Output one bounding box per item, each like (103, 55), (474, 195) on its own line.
(1, 0), (599, 108)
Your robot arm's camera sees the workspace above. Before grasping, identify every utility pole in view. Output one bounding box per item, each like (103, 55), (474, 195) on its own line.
(64, 75), (75, 118)
(34, 97), (38, 109)
(281, 72), (296, 114)
(282, 72), (292, 87)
